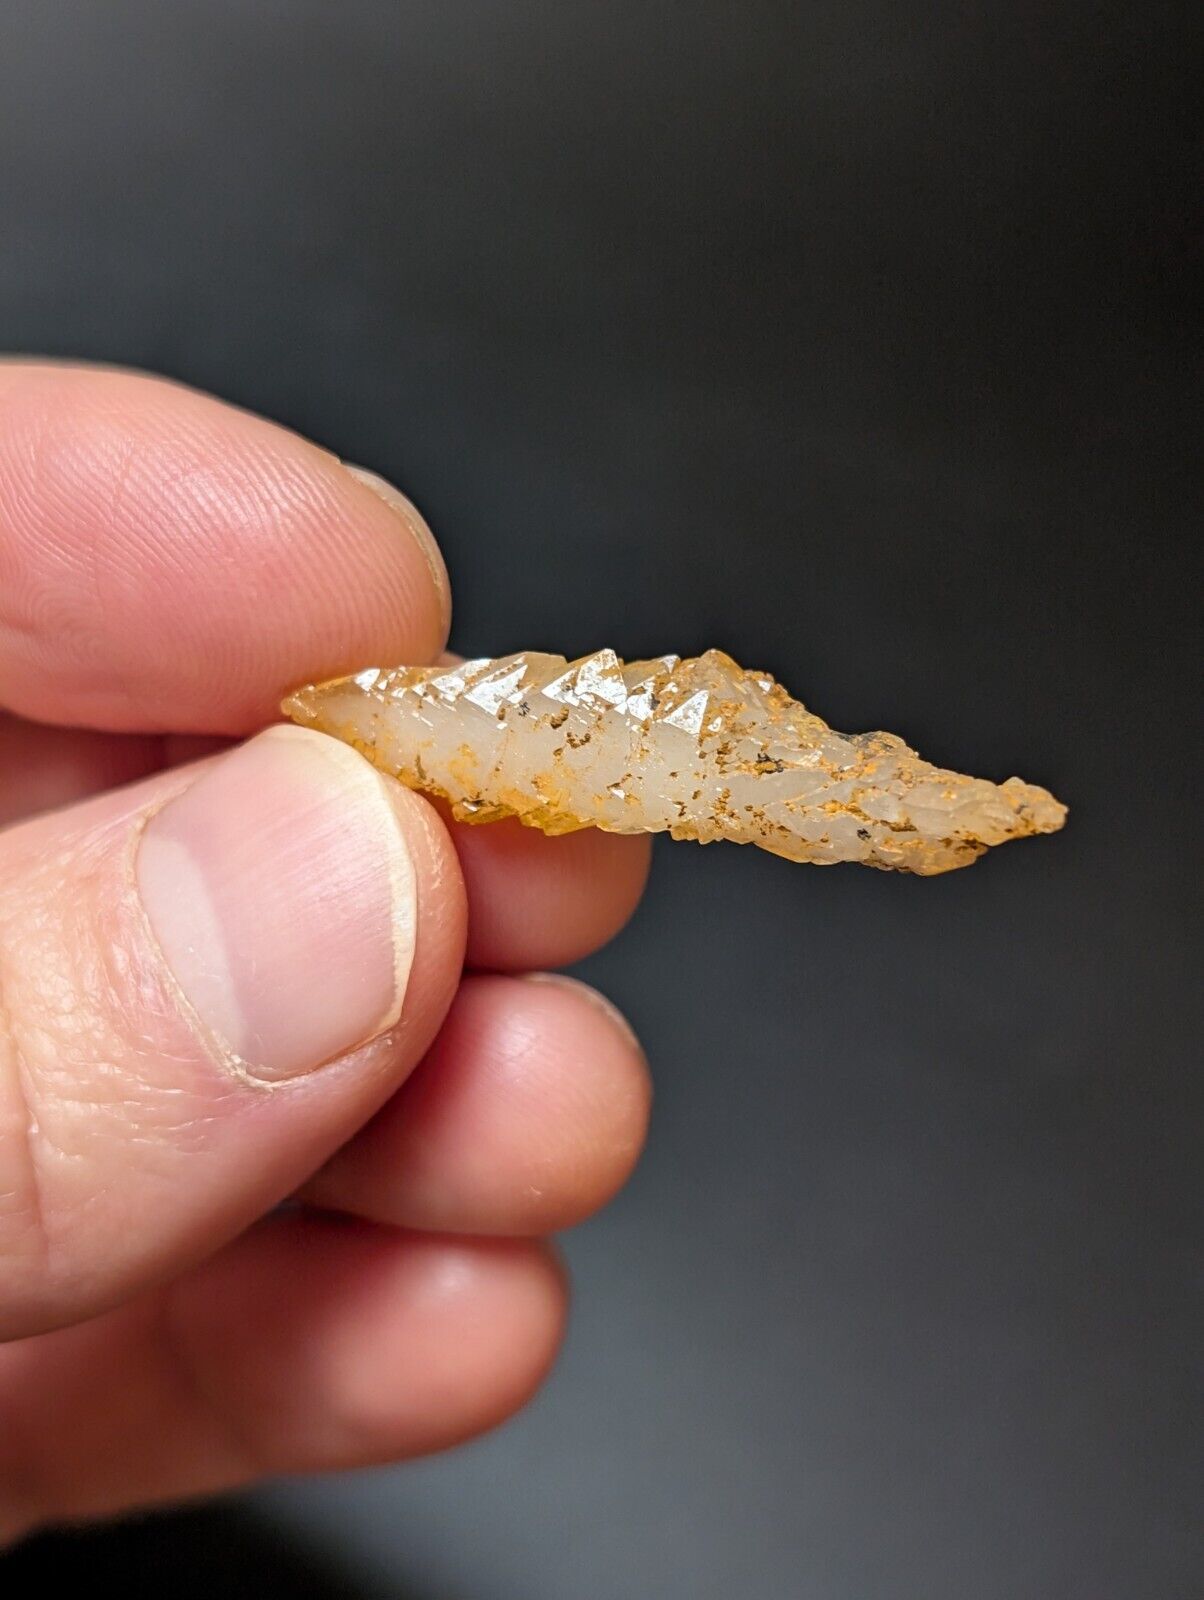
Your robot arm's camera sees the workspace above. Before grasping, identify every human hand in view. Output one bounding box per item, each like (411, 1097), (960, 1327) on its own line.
(0, 364), (651, 1538)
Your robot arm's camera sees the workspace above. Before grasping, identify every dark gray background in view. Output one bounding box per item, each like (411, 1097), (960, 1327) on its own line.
(1, 3), (1199, 1596)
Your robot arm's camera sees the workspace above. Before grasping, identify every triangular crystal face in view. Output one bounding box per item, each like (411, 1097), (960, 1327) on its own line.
(283, 649), (1066, 873)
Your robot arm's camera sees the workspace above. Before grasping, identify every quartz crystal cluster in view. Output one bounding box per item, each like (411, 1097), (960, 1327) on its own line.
(283, 649), (1066, 874)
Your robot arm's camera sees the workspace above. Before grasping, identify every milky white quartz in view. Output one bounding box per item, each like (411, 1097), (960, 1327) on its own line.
(283, 649), (1066, 874)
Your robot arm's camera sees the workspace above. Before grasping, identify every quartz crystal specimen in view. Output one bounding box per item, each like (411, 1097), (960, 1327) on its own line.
(283, 650), (1066, 874)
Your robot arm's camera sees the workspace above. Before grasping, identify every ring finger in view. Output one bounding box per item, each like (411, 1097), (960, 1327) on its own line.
(304, 972), (651, 1236)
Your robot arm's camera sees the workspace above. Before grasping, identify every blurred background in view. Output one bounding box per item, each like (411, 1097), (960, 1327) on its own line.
(1, 3), (1199, 1596)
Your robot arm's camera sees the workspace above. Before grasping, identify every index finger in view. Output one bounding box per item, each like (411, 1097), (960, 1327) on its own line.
(0, 363), (450, 734)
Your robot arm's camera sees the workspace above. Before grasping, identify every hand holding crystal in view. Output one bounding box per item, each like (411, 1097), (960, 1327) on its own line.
(0, 364), (651, 1537)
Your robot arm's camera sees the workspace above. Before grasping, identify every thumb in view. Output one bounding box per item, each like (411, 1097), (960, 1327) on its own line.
(0, 726), (465, 1340)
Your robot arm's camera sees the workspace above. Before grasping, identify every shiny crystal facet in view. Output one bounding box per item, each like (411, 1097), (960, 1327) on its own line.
(282, 649), (1066, 874)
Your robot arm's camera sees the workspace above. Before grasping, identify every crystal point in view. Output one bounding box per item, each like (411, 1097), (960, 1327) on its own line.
(282, 649), (1066, 874)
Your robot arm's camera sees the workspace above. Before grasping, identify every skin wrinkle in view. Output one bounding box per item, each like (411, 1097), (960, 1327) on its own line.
(508, 979), (650, 1168)
(0, 795), (259, 1318)
(488, 1007), (544, 1090)
(0, 1289), (250, 1536)
(86, 526), (153, 735)
(0, 716), (170, 833)
(0, 1355), (52, 1545)
(521, 970), (645, 1055)
(0, 788), (118, 1277)
(1, 851), (115, 1292)
(14, 388), (96, 569)
(0, 390), (55, 688)
(97, 897), (235, 1163)
(83, 427), (209, 732)
(2, 369), (447, 735)
(342, 465), (451, 640)
(87, 432), (159, 729)
(156, 1282), (269, 1482)
(0, 935), (50, 1285)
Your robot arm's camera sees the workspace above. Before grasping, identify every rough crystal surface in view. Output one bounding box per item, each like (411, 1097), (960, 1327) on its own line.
(283, 649), (1066, 874)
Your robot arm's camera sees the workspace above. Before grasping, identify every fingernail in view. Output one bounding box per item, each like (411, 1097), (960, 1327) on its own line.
(343, 464), (451, 637)
(520, 973), (644, 1056)
(137, 726), (416, 1082)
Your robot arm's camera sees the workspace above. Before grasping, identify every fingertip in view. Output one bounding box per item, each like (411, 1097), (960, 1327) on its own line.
(369, 1232), (569, 1451)
(305, 971), (651, 1236)
(343, 465), (451, 642)
(176, 1218), (569, 1468)
(0, 364), (450, 733)
(294, 1226), (570, 1462)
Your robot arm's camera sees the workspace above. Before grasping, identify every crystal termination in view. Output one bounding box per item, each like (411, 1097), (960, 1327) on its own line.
(283, 649), (1067, 874)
